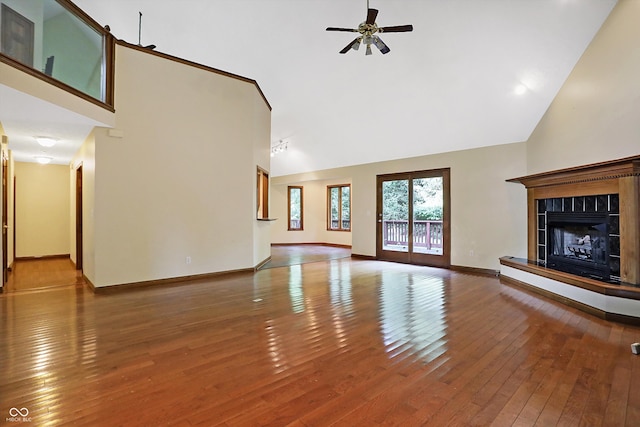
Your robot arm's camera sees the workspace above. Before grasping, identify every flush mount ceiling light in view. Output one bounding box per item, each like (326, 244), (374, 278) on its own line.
(514, 83), (529, 95)
(34, 156), (53, 164)
(35, 136), (58, 147)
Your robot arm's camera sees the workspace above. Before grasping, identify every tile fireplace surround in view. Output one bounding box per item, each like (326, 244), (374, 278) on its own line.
(500, 155), (640, 324)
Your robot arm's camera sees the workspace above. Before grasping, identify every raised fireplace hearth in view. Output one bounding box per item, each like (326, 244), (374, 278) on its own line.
(500, 155), (640, 323)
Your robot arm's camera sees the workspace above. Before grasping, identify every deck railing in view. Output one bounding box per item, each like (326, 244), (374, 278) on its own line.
(329, 220), (351, 230)
(383, 220), (443, 249)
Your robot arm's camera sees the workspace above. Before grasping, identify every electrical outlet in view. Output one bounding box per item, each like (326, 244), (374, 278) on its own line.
(186, 256), (191, 264)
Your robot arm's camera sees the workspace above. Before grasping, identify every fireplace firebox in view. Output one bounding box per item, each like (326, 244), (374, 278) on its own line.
(546, 212), (610, 280)
(536, 194), (620, 283)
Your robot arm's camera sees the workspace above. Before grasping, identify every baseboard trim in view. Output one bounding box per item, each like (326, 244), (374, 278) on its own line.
(254, 256), (272, 271)
(90, 268), (255, 294)
(450, 265), (500, 277)
(351, 253), (377, 260)
(271, 242), (352, 249)
(84, 275), (96, 291)
(15, 254), (70, 261)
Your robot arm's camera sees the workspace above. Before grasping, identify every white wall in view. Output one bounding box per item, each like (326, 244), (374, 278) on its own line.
(85, 45), (270, 287)
(526, 0), (640, 174)
(271, 177), (352, 247)
(252, 97), (272, 267)
(272, 142), (527, 270)
(14, 161), (69, 257)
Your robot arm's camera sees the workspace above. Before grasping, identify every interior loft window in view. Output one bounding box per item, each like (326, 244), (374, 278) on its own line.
(328, 184), (351, 231)
(0, 0), (112, 104)
(288, 186), (303, 231)
(257, 167), (269, 219)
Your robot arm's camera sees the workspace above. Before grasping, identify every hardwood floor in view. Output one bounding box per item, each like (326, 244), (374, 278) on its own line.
(262, 245), (351, 269)
(4, 257), (83, 293)
(1, 257), (639, 426)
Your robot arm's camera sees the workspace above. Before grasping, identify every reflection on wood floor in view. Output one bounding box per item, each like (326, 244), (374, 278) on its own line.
(1, 256), (640, 425)
(261, 244), (351, 269)
(4, 257), (83, 293)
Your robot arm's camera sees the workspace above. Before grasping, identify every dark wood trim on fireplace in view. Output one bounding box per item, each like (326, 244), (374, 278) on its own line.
(507, 155), (640, 188)
(507, 155), (640, 285)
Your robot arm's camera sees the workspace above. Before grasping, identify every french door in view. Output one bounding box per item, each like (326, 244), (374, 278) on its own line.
(376, 169), (450, 267)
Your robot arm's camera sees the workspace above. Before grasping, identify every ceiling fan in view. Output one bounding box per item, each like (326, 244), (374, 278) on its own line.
(326, 2), (413, 55)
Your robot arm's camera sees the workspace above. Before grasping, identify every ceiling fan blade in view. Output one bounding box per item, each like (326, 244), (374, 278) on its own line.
(339, 37), (361, 54)
(366, 8), (378, 25)
(372, 36), (390, 54)
(379, 24), (413, 33)
(326, 27), (358, 32)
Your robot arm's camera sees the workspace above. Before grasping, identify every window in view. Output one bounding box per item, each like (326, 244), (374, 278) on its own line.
(257, 167), (269, 219)
(288, 186), (303, 230)
(328, 185), (351, 231)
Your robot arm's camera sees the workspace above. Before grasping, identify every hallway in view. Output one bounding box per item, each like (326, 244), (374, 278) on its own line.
(4, 257), (83, 293)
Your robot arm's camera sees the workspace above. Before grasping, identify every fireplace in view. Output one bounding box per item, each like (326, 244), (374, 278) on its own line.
(546, 211), (611, 281)
(501, 156), (640, 323)
(507, 155), (639, 287)
(536, 194), (620, 283)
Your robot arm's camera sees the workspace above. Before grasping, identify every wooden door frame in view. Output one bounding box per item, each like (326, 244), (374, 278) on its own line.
(376, 168), (451, 268)
(2, 149), (7, 285)
(75, 164), (83, 271)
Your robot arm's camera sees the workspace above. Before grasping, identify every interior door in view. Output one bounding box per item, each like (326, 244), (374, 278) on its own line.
(377, 169), (450, 267)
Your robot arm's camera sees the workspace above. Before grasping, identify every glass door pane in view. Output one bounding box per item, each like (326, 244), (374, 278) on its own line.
(377, 169), (450, 268)
(412, 177), (443, 255)
(382, 179), (410, 253)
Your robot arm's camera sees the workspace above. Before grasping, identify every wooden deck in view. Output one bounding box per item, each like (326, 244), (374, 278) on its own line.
(1, 255), (639, 425)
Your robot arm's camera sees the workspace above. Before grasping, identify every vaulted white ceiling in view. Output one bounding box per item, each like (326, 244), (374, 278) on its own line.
(2, 0), (618, 176)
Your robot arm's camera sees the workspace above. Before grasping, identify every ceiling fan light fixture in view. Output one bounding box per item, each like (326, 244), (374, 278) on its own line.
(326, 4), (412, 55)
(35, 136), (58, 147)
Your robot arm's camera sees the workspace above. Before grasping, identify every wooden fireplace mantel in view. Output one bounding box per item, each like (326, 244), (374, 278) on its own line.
(507, 155), (640, 286)
(507, 155), (640, 188)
